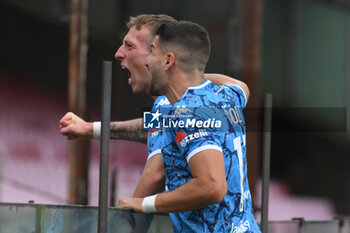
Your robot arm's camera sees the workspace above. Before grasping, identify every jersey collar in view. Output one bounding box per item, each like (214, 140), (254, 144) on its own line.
(178, 80), (211, 102)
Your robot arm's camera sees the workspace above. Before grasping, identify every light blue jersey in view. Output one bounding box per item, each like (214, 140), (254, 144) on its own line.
(147, 81), (261, 233)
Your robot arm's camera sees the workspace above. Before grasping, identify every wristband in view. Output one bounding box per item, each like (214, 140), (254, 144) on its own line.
(142, 194), (157, 213)
(93, 121), (101, 139)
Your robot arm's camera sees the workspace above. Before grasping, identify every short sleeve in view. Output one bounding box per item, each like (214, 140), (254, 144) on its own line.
(224, 85), (247, 108)
(147, 128), (163, 160)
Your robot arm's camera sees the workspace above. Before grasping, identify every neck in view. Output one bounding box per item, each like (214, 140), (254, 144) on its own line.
(164, 70), (205, 105)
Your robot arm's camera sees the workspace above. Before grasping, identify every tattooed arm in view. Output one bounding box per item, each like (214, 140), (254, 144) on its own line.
(110, 118), (147, 143)
(59, 75), (244, 143)
(59, 112), (147, 144)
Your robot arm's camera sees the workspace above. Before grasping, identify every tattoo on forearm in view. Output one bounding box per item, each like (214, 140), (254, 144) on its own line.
(109, 120), (147, 144)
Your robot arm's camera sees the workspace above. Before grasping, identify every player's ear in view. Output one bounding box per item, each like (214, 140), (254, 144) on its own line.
(165, 52), (175, 71)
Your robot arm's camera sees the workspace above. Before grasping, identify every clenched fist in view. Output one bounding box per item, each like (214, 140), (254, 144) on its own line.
(59, 112), (93, 140)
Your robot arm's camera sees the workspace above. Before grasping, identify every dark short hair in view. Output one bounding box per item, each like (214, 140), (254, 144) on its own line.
(156, 21), (211, 72)
(127, 14), (176, 36)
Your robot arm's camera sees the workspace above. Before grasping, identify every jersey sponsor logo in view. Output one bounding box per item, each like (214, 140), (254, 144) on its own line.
(174, 105), (192, 116)
(149, 128), (161, 137)
(230, 220), (250, 233)
(177, 129), (208, 146)
(176, 130), (187, 145)
(156, 97), (171, 107)
(149, 128), (166, 137)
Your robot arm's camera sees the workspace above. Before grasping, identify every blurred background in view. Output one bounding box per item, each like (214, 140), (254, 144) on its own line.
(0, 0), (349, 221)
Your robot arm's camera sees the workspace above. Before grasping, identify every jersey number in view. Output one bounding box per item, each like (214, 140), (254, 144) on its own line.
(233, 135), (246, 212)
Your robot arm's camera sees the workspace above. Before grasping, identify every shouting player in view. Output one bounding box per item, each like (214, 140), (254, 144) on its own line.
(59, 14), (249, 200)
(118, 21), (261, 233)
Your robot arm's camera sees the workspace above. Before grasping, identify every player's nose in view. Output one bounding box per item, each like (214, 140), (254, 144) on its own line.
(114, 47), (124, 60)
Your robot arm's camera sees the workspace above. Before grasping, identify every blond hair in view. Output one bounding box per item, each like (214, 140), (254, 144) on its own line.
(127, 14), (176, 36)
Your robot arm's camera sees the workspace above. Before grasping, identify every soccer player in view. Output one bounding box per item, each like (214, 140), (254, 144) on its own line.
(59, 14), (249, 199)
(118, 21), (261, 233)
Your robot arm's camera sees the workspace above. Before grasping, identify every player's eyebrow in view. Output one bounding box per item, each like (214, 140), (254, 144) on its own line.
(123, 39), (132, 46)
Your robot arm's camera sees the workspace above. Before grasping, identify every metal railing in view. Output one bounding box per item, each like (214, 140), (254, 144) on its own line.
(1, 202), (350, 233)
(0, 202), (172, 233)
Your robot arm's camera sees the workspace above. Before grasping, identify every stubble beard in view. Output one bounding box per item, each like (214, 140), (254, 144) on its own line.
(148, 70), (164, 96)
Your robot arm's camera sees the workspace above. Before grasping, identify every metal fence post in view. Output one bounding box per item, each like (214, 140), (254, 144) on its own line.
(98, 61), (112, 233)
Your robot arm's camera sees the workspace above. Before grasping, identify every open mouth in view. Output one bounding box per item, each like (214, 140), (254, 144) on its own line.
(121, 65), (131, 78)
(122, 66), (131, 78)
(126, 68), (131, 78)
(121, 66), (132, 85)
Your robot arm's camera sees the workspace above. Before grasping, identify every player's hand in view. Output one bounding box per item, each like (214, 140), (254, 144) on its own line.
(118, 197), (143, 213)
(59, 112), (92, 140)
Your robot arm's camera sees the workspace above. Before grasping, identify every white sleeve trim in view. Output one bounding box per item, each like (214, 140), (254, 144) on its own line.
(147, 149), (161, 160)
(228, 84), (247, 108)
(186, 145), (223, 163)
